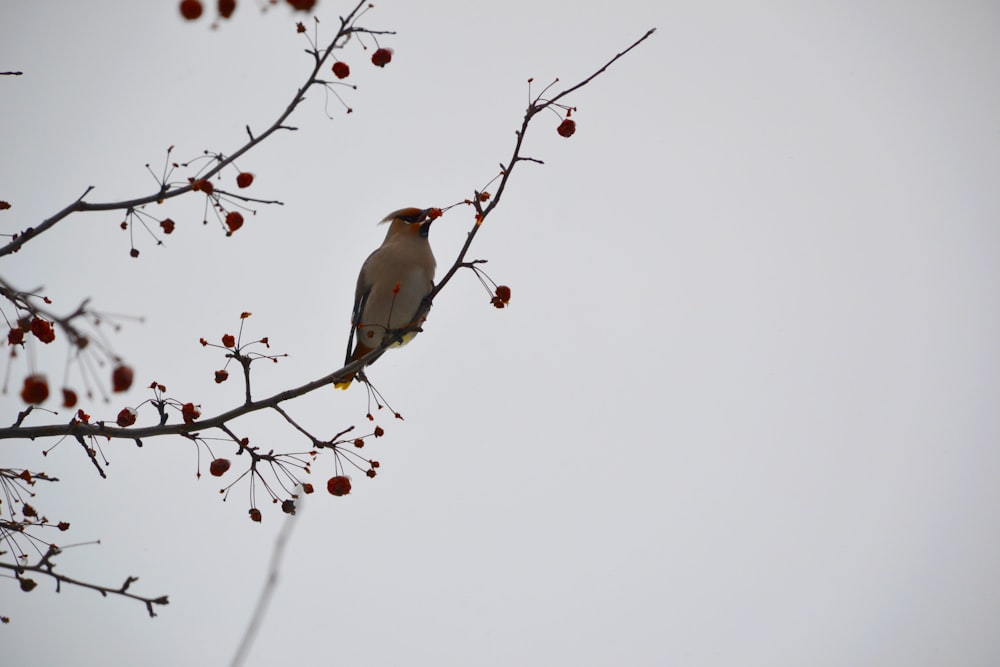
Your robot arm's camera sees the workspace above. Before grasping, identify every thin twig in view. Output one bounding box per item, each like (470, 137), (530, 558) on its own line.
(0, 556), (168, 618)
(428, 28), (658, 302)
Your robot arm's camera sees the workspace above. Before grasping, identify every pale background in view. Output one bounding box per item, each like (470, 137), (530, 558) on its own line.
(2, 1), (999, 665)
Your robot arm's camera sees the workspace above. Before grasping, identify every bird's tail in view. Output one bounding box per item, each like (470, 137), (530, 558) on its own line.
(334, 342), (374, 390)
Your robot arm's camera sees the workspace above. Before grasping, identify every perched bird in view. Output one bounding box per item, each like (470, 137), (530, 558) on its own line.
(335, 207), (437, 389)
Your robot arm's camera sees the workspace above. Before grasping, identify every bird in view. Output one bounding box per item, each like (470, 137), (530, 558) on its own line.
(335, 207), (437, 389)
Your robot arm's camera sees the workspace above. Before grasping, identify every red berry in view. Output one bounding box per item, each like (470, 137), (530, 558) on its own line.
(160, 218), (176, 234)
(217, 0), (236, 19)
(20, 374), (49, 404)
(112, 365), (134, 392)
(7, 326), (25, 346)
(116, 408), (137, 427)
(210, 458), (231, 476)
(281, 499), (296, 514)
(249, 507), (262, 522)
(130, 248), (140, 258)
(222, 334), (236, 348)
(557, 119), (576, 138)
(286, 0), (316, 10)
(214, 369), (229, 383)
(225, 211), (244, 233)
(332, 61), (351, 79)
(62, 388), (78, 408)
(30, 317), (55, 343)
(327, 475), (352, 496)
(181, 402), (201, 424)
(236, 172), (254, 188)
(179, 0), (203, 20)
(191, 178), (214, 195)
(492, 285), (511, 308)
(371, 48), (393, 68)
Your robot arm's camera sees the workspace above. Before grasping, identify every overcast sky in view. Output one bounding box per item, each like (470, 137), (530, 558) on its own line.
(3, 1), (1000, 665)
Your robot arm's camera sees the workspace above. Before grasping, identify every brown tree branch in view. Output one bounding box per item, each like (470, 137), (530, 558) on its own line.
(0, 1), (381, 258)
(426, 27), (658, 305)
(0, 275), (113, 358)
(1, 25), (656, 621)
(0, 27), (657, 447)
(0, 546), (168, 618)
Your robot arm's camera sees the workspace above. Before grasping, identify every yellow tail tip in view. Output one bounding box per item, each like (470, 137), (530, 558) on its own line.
(334, 380), (352, 390)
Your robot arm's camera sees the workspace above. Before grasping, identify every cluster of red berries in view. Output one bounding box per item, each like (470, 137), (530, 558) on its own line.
(187, 173), (254, 235)
(491, 285), (512, 309)
(190, 178), (214, 195)
(179, 0), (317, 22)
(8, 316), (55, 346)
(328, 46), (393, 81)
(18, 363), (131, 406)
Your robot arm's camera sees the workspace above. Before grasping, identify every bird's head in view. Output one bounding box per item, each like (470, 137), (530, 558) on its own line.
(381, 207), (434, 238)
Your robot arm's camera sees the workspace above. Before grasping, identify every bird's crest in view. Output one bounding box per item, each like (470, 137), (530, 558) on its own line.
(380, 207), (425, 224)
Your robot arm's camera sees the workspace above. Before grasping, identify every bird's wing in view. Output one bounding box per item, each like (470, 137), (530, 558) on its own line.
(345, 253), (375, 365)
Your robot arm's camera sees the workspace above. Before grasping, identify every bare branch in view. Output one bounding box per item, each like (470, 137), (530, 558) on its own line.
(428, 28), (657, 303)
(539, 28), (656, 111)
(0, 2), (376, 258)
(0, 548), (168, 618)
(0, 28), (657, 447)
(1, 23), (656, 621)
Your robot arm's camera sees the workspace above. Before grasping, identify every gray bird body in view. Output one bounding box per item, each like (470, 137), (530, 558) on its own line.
(336, 207), (436, 388)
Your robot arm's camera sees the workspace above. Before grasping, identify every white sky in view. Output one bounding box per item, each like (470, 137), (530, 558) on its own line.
(2, 1), (1000, 665)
